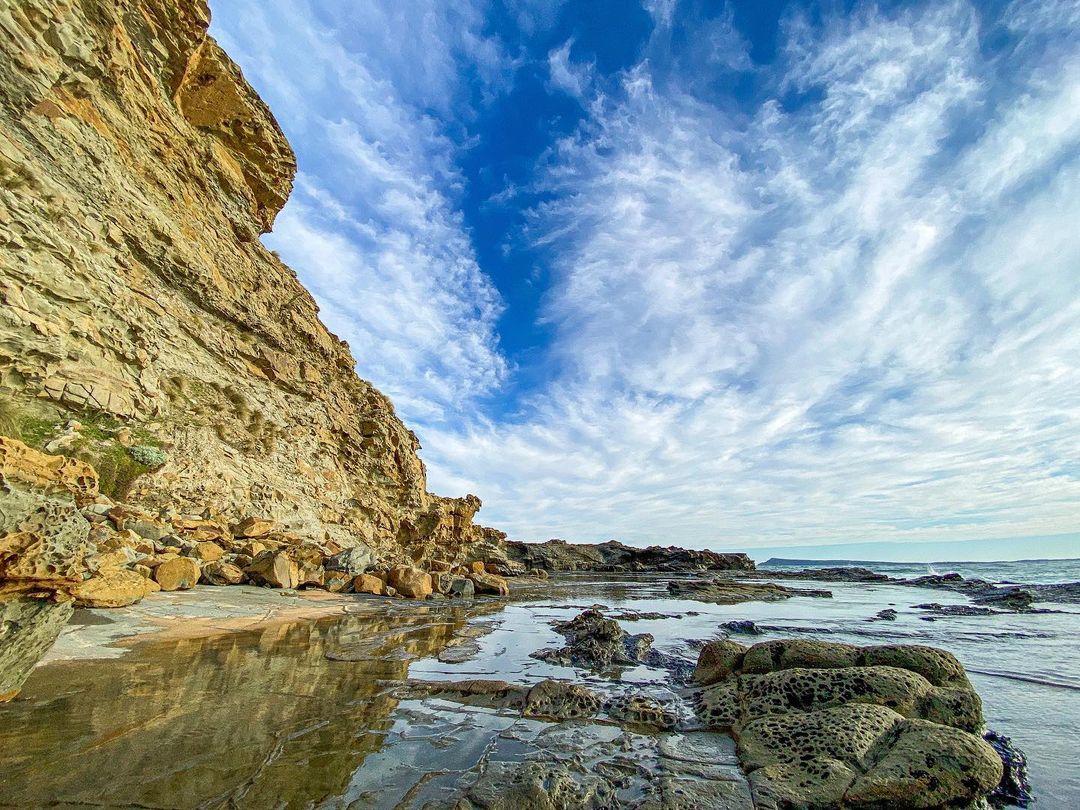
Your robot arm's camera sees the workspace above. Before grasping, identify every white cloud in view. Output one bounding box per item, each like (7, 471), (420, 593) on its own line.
(211, 0), (510, 423)
(547, 40), (593, 100)
(423, 0), (1080, 548)
(214, 0), (1080, 550)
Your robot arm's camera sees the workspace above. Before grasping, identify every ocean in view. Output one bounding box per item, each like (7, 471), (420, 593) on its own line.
(760, 556), (1080, 584)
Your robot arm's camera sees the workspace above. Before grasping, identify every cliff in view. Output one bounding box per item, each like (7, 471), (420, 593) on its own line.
(0, 0), (502, 564)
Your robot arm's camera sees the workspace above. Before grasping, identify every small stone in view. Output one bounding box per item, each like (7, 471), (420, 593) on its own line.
(154, 557), (202, 591)
(470, 561), (486, 574)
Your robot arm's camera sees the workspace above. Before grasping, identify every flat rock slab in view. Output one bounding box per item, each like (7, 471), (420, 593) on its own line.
(40, 586), (361, 661)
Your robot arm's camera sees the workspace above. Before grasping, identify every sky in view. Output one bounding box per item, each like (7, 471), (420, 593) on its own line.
(210, 0), (1080, 561)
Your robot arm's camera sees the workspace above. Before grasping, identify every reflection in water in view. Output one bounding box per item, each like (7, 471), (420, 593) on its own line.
(0, 606), (473, 809)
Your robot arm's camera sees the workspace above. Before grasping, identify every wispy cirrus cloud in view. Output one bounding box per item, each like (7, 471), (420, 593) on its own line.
(422, 0), (1080, 548)
(212, 0), (510, 422)
(214, 0), (1080, 552)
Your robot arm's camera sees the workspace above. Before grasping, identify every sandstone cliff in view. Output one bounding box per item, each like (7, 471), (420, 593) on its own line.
(0, 0), (502, 563)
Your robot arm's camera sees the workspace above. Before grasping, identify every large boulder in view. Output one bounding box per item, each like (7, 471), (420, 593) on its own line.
(153, 557), (201, 591)
(72, 569), (160, 608)
(245, 549), (299, 589)
(387, 566), (432, 599)
(692, 638), (1003, 809)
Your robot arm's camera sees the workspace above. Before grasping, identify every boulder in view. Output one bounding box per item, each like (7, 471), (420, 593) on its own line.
(353, 573), (385, 595)
(388, 566), (432, 599)
(449, 577), (475, 599)
(245, 550), (298, 589)
(190, 541), (225, 562)
(532, 609), (653, 671)
(241, 541), (267, 558)
(324, 544), (374, 576)
(323, 571), (353, 592)
(200, 561), (245, 586)
(231, 516), (275, 538)
(72, 568), (160, 607)
(0, 597), (74, 702)
(693, 638), (1001, 809)
(694, 639), (746, 686)
(469, 571), (509, 596)
(154, 557), (202, 591)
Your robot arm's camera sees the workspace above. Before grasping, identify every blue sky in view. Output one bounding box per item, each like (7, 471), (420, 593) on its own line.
(211, 0), (1080, 560)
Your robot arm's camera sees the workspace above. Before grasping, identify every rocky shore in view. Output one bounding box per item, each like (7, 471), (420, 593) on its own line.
(0, 3), (1050, 807)
(507, 539), (754, 573)
(738, 566), (1080, 608)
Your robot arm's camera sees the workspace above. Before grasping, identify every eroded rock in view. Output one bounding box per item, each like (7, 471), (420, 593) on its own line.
(692, 637), (1003, 809)
(0, 597), (73, 701)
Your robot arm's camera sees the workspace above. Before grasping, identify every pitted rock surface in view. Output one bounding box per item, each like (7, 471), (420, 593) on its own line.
(692, 637), (1003, 809)
(532, 609), (656, 672)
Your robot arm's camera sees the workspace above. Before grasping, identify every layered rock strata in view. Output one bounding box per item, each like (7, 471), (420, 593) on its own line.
(0, 0), (501, 566)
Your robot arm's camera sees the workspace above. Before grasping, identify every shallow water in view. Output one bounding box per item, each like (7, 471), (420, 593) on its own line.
(1, 574), (1077, 807)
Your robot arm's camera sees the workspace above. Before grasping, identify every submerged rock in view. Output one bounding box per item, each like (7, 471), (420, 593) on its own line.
(668, 579), (832, 605)
(983, 729), (1034, 808)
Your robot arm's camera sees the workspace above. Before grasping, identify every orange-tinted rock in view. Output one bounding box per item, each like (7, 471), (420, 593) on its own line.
(388, 567), (432, 599)
(245, 550), (298, 589)
(232, 517), (275, 538)
(72, 569), (159, 608)
(469, 571), (510, 597)
(154, 557), (201, 591)
(353, 574), (385, 595)
(200, 561), (245, 586)
(191, 542), (225, 562)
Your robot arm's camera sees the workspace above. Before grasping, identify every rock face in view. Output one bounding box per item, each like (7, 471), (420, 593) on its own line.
(1, 436), (98, 698)
(0, 597), (73, 701)
(0, 0), (502, 567)
(507, 539), (754, 573)
(693, 638), (1004, 809)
